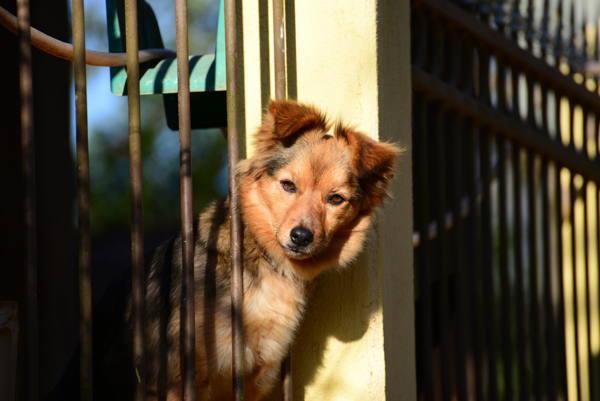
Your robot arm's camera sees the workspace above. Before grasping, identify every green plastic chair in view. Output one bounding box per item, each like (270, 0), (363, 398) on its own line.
(105, 0), (226, 129)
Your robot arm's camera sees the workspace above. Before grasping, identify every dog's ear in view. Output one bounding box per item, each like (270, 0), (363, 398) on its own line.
(254, 100), (328, 153)
(336, 125), (402, 211)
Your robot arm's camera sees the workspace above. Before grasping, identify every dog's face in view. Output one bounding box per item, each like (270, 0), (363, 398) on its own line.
(239, 100), (400, 280)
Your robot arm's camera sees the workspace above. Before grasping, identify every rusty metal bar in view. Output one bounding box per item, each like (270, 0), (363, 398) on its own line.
(272, 0), (286, 101)
(71, 0), (93, 399)
(272, 1), (292, 398)
(16, 0), (37, 400)
(124, 0), (146, 400)
(174, 0), (196, 399)
(224, 0), (245, 399)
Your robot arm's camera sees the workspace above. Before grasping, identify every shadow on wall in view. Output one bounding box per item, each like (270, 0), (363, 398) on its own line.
(291, 247), (377, 401)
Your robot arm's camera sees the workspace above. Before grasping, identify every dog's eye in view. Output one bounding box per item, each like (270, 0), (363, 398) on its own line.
(328, 194), (346, 205)
(280, 180), (297, 193)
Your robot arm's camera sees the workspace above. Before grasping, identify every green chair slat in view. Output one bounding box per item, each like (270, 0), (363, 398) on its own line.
(105, 0), (227, 129)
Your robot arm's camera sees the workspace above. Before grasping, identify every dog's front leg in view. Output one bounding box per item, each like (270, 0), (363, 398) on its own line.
(245, 363), (281, 401)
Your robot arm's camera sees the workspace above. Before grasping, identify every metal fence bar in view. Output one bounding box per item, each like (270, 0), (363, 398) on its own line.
(523, 2), (544, 395)
(538, 4), (556, 396)
(451, 111), (468, 401)
(417, 95), (434, 401)
(271, 0), (293, 399)
(448, 30), (467, 401)
(71, 0), (93, 399)
(174, 0), (196, 399)
(552, 5), (569, 396)
(434, 106), (452, 401)
(554, 168), (568, 401)
(16, 0), (38, 400)
(224, 0), (245, 399)
(272, 0), (286, 101)
(570, 171), (581, 401)
(566, 8), (583, 392)
(124, 1), (146, 400)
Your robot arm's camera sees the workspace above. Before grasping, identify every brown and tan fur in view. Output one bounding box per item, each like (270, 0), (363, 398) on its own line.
(141, 100), (400, 401)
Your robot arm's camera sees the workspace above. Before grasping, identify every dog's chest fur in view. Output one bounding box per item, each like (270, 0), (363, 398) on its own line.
(243, 262), (306, 365)
(193, 200), (307, 372)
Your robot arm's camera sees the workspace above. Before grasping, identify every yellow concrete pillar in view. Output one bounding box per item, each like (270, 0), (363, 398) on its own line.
(241, 1), (415, 399)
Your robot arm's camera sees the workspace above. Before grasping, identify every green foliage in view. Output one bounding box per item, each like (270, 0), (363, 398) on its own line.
(88, 95), (227, 234)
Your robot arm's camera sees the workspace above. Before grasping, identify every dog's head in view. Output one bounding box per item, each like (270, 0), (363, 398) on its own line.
(239, 100), (401, 280)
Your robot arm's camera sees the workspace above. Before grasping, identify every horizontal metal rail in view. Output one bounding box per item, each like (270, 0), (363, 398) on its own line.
(412, 67), (600, 184)
(415, 0), (600, 114)
(0, 5), (174, 66)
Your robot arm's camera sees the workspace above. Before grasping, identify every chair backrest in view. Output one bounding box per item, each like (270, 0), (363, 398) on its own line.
(105, 0), (226, 96)
(104, 0), (227, 129)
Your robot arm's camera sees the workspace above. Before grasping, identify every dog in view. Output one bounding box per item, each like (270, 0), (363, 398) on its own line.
(142, 99), (400, 400)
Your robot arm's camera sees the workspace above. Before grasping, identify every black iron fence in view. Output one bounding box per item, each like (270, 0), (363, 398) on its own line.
(412, 0), (600, 400)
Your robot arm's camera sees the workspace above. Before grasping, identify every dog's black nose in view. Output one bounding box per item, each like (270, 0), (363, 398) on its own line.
(290, 226), (313, 247)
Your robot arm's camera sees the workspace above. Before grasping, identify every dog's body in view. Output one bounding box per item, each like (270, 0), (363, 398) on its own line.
(142, 100), (399, 401)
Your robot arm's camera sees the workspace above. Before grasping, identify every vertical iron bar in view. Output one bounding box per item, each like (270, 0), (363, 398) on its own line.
(416, 95), (434, 401)
(555, 162), (568, 401)
(553, 1), (569, 397)
(495, 47), (513, 401)
(569, 172), (581, 401)
(463, 34), (484, 401)
(272, 0), (286, 101)
(512, 144), (528, 401)
(16, 0), (37, 400)
(580, 19), (594, 401)
(272, 1), (291, 399)
(526, 151), (542, 401)
(434, 107), (452, 401)
(472, 135), (485, 401)
(541, 152), (555, 401)
(567, 5), (583, 399)
(71, 0), (93, 399)
(124, 0), (146, 399)
(452, 115), (468, 401)
(480, 124), (497, 401)
(583, 174), (592, 401)
(508, 3), (527, 397)
(524, 0), (543, 398)
(450, 30), (467, 401)
(224, 0), (245, 399)
(477, 42), (498, 401)
(431, 19), (452, 401)
(174, 0), (196, 399)
(539, 2), (557, 399)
